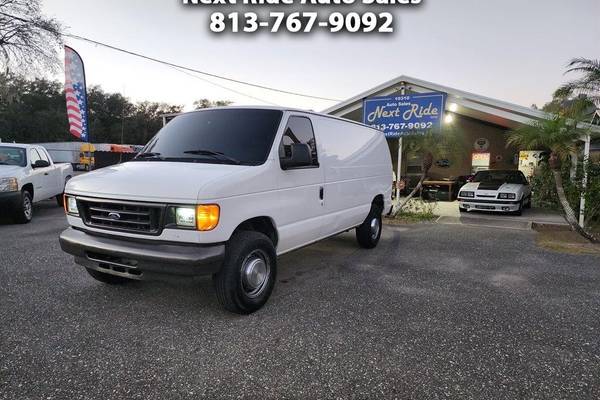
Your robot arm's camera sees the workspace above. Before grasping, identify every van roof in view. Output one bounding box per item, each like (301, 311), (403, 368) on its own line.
(171, 106), (383, 134)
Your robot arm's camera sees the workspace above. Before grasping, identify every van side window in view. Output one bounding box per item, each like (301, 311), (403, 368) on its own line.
(279, 116), (318, 167)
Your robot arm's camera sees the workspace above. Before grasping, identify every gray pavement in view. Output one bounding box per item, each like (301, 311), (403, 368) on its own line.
(1, 202), (599, 399)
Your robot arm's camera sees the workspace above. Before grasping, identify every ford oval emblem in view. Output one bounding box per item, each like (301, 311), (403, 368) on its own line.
(108, 212), (121, 220)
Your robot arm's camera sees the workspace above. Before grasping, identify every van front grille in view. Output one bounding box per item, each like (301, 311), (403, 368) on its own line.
(78, 198), (164, 235)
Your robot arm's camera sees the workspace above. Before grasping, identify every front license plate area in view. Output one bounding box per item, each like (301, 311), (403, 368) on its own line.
(475, 205), (495, 210)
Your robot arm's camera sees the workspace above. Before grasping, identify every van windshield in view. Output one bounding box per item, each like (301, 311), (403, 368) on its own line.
(137, 109), (283, 166)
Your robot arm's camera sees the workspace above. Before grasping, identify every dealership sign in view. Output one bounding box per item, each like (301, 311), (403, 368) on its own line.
(363, 92), (447, 138)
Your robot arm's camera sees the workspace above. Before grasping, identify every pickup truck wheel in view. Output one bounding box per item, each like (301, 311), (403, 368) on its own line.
(356, 206), (382, 249)
(14, 190), (33, 224)
(85, 267), (132, 284)
(213, 231), (277, 315)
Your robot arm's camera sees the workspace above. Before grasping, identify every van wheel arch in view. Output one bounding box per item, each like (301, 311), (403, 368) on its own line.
(372, 194), (384, 214)
(231, 217), (278, 247)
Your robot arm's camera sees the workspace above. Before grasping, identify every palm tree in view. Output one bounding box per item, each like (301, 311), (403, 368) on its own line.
(555, 58), (600, 106)
(507, 115), (597, 242)
(394, 128), (464, 212)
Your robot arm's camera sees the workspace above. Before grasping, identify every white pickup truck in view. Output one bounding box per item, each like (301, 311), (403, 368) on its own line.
(59, 107), (393, 314)
(0, 143), (73, 223)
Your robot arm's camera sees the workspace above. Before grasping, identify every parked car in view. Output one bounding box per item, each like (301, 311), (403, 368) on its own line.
(0, 143), (73, 223)
(457, 169), (532, 215)
(59, 107), (393, 314)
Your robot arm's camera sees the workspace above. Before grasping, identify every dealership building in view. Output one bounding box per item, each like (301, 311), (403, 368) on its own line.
(323, 75), (598, 192)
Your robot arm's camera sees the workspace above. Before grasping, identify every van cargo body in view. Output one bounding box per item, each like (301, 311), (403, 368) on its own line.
(59, 107), (393, 313)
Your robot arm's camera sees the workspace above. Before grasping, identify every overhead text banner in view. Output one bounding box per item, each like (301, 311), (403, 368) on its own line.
(363, 92), (447, 138)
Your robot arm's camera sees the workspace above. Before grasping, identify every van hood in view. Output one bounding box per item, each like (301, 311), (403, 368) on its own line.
(66, 161), (250, 203)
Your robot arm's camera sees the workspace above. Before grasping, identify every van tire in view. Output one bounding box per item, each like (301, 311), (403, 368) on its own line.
(14, 190), (33, 224)
(356, 206), (382, 249)
(85, 267), (132, 284)
(213, 231), (277, 315)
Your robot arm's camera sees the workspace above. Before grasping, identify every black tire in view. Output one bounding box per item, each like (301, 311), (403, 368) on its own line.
(213, 231), (277, 315)
(524, 196), (532, 209)
(85, 267), (132, 284)
(514, 200), (523, 216)
(459, 207), (467, 213)
(14, 190), (33, 224)
(356, 204), (382, 249)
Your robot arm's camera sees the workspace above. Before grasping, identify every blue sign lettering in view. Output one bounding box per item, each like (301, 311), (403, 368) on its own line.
(363, 92), (447, 138)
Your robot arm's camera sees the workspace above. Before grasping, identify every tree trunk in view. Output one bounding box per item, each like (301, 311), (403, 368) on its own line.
(551, 169), (598, 243)
(393, 152), (433, 214)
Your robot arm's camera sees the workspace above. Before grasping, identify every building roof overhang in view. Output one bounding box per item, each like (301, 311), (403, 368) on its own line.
(322, 75), (600, 135)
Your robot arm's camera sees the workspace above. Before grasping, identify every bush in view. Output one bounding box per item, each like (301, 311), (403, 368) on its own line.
(531, 159), (600, 229)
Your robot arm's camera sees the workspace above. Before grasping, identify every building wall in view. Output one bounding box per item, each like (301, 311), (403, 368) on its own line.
(339, 109), (519, 180)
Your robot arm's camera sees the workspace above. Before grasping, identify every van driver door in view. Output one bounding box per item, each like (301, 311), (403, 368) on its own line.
(275, 115), (325, 253)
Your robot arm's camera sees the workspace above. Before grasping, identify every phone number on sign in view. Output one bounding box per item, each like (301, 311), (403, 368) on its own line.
(210, 12), (394, 33)
(370, 122), (434, 131)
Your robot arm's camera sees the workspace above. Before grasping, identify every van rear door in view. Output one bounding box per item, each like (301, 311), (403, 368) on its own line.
(275, 114), (325, 253)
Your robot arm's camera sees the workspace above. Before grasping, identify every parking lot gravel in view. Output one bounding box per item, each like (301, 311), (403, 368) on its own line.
(1, 202), (599, 399)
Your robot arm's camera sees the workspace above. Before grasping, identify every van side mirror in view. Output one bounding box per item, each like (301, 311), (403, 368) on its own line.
(32, 159), (50, 168)
(280, 143), (312, 170)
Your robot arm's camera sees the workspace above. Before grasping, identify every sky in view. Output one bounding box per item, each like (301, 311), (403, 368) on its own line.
(42, 0), (599, 112)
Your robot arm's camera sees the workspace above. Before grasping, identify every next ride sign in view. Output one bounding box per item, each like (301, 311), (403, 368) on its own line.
(363, 92), (447, 138)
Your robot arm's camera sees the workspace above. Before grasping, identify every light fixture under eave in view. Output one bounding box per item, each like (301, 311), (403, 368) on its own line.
(448, 103), (458, 112)
(444, 114), (454, 124)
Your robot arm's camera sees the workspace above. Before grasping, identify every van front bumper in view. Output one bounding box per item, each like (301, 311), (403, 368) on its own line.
(59, 227), (225, 280)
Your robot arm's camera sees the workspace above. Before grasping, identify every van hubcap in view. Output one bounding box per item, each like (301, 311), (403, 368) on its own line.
(241, 250), (270, 297)
(370, 217), (380, 240)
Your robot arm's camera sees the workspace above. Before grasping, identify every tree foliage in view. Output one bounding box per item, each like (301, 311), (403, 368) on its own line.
(193, 98), (232, 110)
(0, 73), (185, 144)
(0, 0), (62, 75)
(555, 58), (600, 106)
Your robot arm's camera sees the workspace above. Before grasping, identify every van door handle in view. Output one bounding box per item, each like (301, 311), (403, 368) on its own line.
(319, 186), (324, 200)
(44, 172), (49, 176)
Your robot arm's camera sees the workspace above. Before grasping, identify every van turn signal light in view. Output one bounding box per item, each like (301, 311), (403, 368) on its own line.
(196, 204), (220, 231)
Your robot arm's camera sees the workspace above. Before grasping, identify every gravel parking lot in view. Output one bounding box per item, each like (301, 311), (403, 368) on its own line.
(1, 202), (599, 399)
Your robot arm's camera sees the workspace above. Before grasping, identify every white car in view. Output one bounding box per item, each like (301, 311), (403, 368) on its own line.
(457, 170), (532, 216)
(59, 107), (393, 314)
(0, 143), (73, 223)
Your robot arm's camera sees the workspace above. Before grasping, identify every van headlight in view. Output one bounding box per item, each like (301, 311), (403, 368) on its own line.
(498, 193), (516, 200)
(0, 177), (18, 192)
(167, 204), (220, 231)
(65, 195), (79, 216)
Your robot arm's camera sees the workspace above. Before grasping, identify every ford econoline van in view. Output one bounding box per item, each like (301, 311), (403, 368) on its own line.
(59, 107), (393, 314)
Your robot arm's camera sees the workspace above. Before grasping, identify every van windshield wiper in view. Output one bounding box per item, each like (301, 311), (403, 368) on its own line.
(133, 152), (163, 160)
(183, 149), (241, 165)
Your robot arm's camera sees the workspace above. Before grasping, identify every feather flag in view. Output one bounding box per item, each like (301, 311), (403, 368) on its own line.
(64, 46), (89, 141)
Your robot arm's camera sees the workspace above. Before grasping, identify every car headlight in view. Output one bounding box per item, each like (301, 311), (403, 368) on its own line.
(0, 177), (18, 192)
(459, 191), (475, 198)
(64, 195), (79, 216)
(167, 204), (220, 231)
(498, 193), (516, 200)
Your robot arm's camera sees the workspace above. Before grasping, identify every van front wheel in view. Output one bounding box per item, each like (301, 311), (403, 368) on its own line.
(356, 206), (382, 249)
(213, 231), (277, 315)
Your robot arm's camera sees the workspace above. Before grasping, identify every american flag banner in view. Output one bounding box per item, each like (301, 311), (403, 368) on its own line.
(64, 46), (89, 141)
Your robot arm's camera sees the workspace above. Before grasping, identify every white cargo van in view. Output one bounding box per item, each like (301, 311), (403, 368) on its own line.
(59, 107), (393, 313)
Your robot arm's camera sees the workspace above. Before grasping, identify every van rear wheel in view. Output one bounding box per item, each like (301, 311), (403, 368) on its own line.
(213, 231), (277, 315)
(356, 205), (382, 249)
